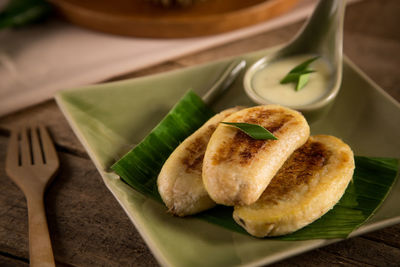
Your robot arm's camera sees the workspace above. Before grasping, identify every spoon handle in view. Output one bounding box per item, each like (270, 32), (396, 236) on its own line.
(286, 0), (346, 57)
(202, 59), (246, 105)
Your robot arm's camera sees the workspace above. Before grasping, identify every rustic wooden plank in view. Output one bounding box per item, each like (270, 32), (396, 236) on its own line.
(343, 32), (400, 101)
(342, 0), (400, 102)
(271, 247), (375, 267)
(363, 224), (400, 249)
(344, 0), (400, 41)
(321, 237), (400, 267)
(0, 135), (29, 260)
(272, 229), (400, 267)
(0, 254), (28, 267)
(0, 101), (87, 158)
(0, 135), (158, 266)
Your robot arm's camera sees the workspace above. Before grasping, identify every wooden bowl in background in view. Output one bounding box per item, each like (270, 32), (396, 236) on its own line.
(50, 0), (299, 38)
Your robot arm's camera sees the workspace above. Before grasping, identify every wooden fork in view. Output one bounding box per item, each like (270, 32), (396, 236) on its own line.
(5, 125), (59, 267)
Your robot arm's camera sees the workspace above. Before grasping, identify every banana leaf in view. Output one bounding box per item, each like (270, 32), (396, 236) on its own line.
(111, 90), (215, 201)
(111, 90), (399, 240)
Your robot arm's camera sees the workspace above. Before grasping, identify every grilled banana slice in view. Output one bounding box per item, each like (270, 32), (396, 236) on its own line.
(203, 105), (310, 206)
(233, 135), (355, 237)
(157, 107), (242, 216)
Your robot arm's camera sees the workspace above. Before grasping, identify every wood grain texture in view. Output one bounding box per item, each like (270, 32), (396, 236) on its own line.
(0, 101), (87, 158)
(272, 248), (377, 267)
(321, 237), (400, 267)
(0, 255), (28, 267)
(0, 135), (158, 266)
(364, 224), (400, 249)
(1, 0), (399, 266)
(5, 126), (59, 267)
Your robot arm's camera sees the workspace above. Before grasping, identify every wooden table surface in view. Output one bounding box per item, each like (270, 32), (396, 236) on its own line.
(1, 0), (399, 266)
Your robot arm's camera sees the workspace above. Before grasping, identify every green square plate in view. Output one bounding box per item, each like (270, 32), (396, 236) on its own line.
(56, 47), (400, 267)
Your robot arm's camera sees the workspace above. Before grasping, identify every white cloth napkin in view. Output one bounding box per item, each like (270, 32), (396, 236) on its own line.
(0, 0), (358, 117)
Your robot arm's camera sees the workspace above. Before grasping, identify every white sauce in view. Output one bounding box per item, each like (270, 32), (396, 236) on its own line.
(251, 54), (332, 107)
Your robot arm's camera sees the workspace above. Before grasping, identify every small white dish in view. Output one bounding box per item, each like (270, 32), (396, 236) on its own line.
(243, 55), (339, 118)
(244, 0), (345, 118)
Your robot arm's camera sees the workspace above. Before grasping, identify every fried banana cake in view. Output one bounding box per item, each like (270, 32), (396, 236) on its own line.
(233, 135), (355, 237)
(203, 105), (310, 206)
(157, 107), (242, 216)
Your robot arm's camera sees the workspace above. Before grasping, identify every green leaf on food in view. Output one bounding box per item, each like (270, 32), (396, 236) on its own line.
(280, 56), (320, 91)
(288, 56), (320, 73)
(221, 122), (278, 140)
(296, 72), (311, 91)
(111, 90), (399, 240)
(280, 69), (315, 84)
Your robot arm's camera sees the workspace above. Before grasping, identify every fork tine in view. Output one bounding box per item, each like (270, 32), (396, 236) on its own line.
(20, 127), (32, 166)
(6, 128), (20, 168)
(38, 125), (58, 165)
(31, 125), (43, 164)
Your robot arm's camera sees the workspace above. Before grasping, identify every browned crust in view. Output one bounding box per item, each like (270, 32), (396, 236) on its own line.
(211, 108), (295, 165)
(181, 124), (217, 173)
(256, 140), (332, 205)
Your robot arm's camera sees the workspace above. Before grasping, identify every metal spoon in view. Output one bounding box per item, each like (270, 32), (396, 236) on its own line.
(244, 0), (346, 115)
